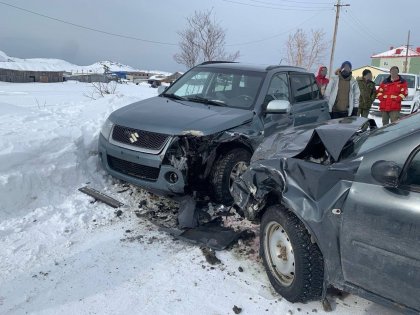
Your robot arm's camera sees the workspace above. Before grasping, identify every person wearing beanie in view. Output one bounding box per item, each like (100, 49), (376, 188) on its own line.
(315, 66), (329, 96)
(324, 61), (360, 118)
(377, 66), (408, 125)
(356, 69), (376, 117)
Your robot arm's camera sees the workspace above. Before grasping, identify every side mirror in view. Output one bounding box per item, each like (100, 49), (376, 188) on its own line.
(157, 85), (168, 94)
(371, 160), (401, 188)
(266, 100), (291, 114)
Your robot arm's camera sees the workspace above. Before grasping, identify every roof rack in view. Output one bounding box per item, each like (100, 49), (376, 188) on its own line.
(265, 65), (306, 71)
(199, 61), (238, 65)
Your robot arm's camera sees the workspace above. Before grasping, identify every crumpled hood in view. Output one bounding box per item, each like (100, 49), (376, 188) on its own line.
(109, 96), (254, 136)
(253, 116), (376, 162)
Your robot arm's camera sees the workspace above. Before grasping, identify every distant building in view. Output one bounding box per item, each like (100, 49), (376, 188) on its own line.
(126, 71), (152, 81)
(64, 73), (112, 83)
(0, 69), (64, 83)
(352, 65), (388, 80)
(111, 71), (127, 79)
(163, 72), (183, 83)
(371, 46), (420, 74)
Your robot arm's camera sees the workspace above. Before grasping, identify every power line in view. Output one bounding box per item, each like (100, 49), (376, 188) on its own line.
(222, 0), (332, 11)
(0, 0), (330, 49)
(226, 11), (326, 46)
(248, 0), (333, 6)
(0, 1), (178, 46)
(244, 0), (332, 8)
(345, 10), (393, 48)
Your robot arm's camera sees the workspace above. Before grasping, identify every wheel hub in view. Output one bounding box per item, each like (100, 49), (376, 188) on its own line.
(264, 221), (295, 286)
(229, 161), (248, 193)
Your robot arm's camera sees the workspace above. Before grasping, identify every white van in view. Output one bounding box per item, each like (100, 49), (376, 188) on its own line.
(370, 73), (420, 115)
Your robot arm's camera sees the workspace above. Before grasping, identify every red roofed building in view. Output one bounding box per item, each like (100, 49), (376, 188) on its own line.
(371, 46), (420, 74)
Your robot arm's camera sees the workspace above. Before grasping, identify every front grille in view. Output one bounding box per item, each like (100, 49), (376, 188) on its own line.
(112, 125), (169, 151)
(107, 155), (160, 181)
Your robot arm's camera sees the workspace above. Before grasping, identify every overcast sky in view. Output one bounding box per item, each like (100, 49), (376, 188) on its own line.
(0, 0), (418, 73)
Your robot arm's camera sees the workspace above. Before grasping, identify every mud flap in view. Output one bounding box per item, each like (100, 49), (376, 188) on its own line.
(79, 186), (124, 208)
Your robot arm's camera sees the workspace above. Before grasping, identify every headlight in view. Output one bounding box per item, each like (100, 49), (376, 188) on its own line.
(100, 118), (114, 140)
(404, 95), (414, 101)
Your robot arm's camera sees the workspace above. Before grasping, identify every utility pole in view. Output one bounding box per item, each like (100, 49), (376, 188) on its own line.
(403, 30), (410, 73)
(328, 0), (350, 78)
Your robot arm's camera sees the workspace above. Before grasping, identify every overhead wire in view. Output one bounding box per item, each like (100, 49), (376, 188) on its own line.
(0, 1), (178, 46)
(0, 0), (331, 48)
(226, 10), (329, 46)
(248, 0), (333, 5)
(222, 0), (332, 11)
(345, 10), (393, 48)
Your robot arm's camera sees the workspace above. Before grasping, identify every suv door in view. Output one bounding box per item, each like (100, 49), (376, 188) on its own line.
(289, 73), (329, 125)
(262, 72), (294, 137)
(340, 137), (420, 311)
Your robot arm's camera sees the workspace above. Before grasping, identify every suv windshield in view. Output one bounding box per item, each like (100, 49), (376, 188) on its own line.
(342, 113), (420, 159)
(162, 67), (265, 109)
(374, 74), (416, 88)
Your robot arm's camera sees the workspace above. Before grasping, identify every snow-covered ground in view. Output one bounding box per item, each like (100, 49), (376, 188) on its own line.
(0, 81), (396, 315)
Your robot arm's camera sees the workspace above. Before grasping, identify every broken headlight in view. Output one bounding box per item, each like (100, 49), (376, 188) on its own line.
(100, 118), (114, 141)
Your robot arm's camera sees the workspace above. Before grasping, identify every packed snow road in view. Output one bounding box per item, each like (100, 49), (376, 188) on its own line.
(0, 81), (396, 314)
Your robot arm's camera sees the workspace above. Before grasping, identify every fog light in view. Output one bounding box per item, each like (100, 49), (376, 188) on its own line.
(166, 172), (179, 184)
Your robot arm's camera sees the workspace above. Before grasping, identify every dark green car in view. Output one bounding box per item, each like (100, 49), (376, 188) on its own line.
(99, 62), (329, 204)
(233, 113), (420, 314)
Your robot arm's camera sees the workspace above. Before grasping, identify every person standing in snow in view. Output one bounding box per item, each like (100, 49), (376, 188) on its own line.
(324, 61), (360, 119)
(377, 66), (408, 125)
(315, 66), (329, 97)
(356, 69), (376, 118)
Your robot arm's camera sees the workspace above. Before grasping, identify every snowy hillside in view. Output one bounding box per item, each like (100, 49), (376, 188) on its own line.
(0, 50), (171, 75)
(0, 81), (393, 315)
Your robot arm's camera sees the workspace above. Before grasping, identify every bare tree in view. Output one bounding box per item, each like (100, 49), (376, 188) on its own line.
(174, 10), (240, 69)
(84, 81), (118, 100)
(285, 29), (328, 72)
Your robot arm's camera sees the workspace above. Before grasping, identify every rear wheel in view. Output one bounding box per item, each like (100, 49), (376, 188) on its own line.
(210, 148), (251, 205)
(260, 205), (324, 302)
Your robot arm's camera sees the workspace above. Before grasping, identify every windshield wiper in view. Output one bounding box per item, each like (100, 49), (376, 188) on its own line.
(186, 96), (227, 107)
(162, 93), (185, 101)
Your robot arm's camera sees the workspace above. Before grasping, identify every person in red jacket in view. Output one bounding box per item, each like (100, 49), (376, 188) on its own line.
(316, 66), (329, 96)
(377, 66), (408, 125)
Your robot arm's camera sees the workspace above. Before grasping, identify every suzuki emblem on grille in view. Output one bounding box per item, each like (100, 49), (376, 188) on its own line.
(129, 132), (139, 143)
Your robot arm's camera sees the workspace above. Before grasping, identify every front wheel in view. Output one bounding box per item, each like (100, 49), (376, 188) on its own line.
(260, 205), (324, 302)
(210, 148), (251, 205)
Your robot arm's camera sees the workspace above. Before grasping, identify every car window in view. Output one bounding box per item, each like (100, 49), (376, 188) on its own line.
(214, 73), (233, 92)
(309, 75), (321, 99)
(374, 74), (416, 88)
(290, 74), (313, 103)
(401, 147), (420, 188)
(174, 71), (211, 96)
(164, 67), (265, 109)
(264, 73), (290, 105)
(401, 75), (415, 89)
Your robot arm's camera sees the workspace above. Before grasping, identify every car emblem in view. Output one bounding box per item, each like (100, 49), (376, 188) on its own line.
(129, 132), (139, 143)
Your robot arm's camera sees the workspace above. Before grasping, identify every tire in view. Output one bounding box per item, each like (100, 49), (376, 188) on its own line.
(210, 148), (251, 205)
(260, 205), (324, 302)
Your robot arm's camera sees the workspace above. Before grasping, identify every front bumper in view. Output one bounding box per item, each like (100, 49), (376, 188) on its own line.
(370, 100), (416, 115)
(98, 134), (186, 196)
